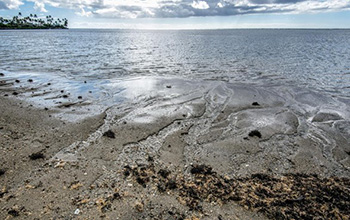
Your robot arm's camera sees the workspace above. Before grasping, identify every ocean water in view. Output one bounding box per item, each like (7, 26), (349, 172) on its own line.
(1, 29), (350, 98)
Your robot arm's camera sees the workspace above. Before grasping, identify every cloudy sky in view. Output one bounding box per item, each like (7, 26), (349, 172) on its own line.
(1, 0), (350, 28)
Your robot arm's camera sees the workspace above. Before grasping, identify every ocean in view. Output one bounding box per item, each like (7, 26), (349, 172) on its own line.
(1, 29), (350, 98)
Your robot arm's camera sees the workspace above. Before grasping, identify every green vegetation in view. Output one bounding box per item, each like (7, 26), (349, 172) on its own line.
(0, 13), (68, 29)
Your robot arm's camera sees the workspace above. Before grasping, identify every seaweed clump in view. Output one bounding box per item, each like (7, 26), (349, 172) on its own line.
(124, 163), (350, 219)
(29, 152), (45, 160)
(248, 130), (262, 138)
(103, 130), (115, 139)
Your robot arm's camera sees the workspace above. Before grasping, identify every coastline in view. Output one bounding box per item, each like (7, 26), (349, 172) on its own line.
(1, 76), (350, 219)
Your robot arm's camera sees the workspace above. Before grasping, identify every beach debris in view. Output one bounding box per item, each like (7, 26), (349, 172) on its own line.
(123, 165), (131, 177)
(70, 182), (83, 190)
(96, 198), (111, 213)
(62, 94), (69, 98)
(44, 107), (49, 111)
(0, 169), (5, 176)
(8, 209), (20, 217)
(78, 96), (82, 99)
(74, 208), (80, 215)
(54, 161), (66, 168)
(15, 79), (20, 83)
(166, 85), (172, 88)
(4, 94), (8, 96)
(29, 152), (45, 160)
(84, 81), (87, 83)
(77, 198), (90, 205)
(12, 92), (19, 96)
(60, 90), (64, 93)
(28, 79), (33, 83)
(0, 186), (8, 198)
(190, 164), (213, 175)
(122, 163), (350, 219)
(252, 102), (260, 106)
(248, 130), (262, 138)
(25, 184), (35, 189)
(103, 130), (115, 139)
(158, 169), (171, 178)
(0, 73), (4, 76)
(135, 201), (144, 212)
(47, 83), (51, 85)
(111, 191), (121, 201)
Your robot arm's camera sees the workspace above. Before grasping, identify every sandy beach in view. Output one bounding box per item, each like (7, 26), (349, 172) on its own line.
(1, 74), (350, 219)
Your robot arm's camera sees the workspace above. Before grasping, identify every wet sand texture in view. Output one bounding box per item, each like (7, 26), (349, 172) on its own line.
(1, 76), (350, 219)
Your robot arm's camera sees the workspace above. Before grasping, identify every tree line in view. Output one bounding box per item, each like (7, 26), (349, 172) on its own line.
(0, 12), (68, 29)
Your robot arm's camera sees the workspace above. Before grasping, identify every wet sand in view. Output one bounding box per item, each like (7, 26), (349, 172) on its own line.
(1, 75), (350, 219)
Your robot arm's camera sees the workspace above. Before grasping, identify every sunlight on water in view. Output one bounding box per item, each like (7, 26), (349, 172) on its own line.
(1, 29), (350, 98)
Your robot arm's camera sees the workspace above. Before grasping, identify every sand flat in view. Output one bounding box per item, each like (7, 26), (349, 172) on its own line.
(1, 77), (349, 219)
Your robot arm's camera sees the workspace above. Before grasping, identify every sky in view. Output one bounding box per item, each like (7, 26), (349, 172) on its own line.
(0, 0), (350, 29)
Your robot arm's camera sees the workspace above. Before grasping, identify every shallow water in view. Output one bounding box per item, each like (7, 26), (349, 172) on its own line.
(1, 29), (350, 125)
(1, 29), (350, 98)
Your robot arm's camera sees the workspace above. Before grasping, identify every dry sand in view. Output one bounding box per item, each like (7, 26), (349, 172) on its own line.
(1, 76), (349, 219)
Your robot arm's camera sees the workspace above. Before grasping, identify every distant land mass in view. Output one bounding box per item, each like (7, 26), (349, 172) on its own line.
(0, 12), (68, 29)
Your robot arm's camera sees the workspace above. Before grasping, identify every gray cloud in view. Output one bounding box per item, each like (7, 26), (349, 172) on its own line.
(0, 2), (9, 9)
(249, 0), (307, 4)
(1, 0), (350, 19)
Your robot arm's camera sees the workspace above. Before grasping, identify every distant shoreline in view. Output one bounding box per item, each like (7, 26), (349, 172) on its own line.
(0, 13), (68, 30)
(0, 27), (68, 30)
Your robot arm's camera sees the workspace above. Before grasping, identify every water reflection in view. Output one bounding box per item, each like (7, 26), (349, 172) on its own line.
(1, 29), (350, 98)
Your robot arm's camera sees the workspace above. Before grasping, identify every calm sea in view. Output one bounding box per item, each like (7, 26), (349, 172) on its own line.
(1, 29), (350, 98)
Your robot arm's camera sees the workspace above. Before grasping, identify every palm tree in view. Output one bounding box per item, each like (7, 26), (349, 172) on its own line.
(63, 18), (68, 27)
(1, 13), (68, 29)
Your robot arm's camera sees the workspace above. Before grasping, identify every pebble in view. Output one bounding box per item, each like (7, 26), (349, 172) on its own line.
(74, 208), (80, 215)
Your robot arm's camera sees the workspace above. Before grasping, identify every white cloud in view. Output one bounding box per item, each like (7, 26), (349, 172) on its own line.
(0, 0), (23, 9)
(34, 1), (47, 12)
(191, 1), (210, 9)
(76, 7), (92, 17)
